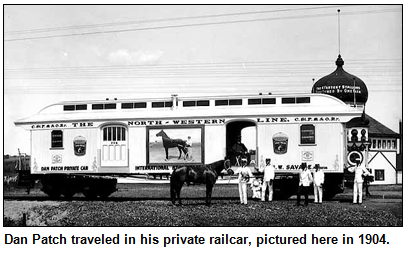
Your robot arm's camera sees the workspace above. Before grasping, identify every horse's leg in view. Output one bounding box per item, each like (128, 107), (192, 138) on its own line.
(165, 148), (169, 161)
(177, 185), (182, 205)
(206, 183), (214, 206)
(177, 147), (182, 160)
(170, 184), (176, 205)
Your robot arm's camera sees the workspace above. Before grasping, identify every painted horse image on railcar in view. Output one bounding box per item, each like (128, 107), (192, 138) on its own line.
(170, 159), (232, 206)
(156, 130), (188, 161)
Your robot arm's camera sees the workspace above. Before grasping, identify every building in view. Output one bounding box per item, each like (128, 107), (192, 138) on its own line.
(312, 54), (401, 185)
(367, 115), (401, 185)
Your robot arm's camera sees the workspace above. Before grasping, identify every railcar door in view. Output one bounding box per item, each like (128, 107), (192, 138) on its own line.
(101, 125), (128, 167)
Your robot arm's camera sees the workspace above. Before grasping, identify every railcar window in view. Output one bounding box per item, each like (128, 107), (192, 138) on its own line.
(135, 102), (147, 108)
(262, 98), (276, 104)
(152, 102), (164, 108)
(184, 100), (210, 107)
(63, 105), (75, 111)
(282, 97), (296, 104)
(183, 101), (196, 107)
(300, 124), (315, 145)
(215, 100), (228, 106)
(51, 130), (63, 148)
(229, 99), (242, 105)
(197, 100), (210, 106)
(92, 104), (104, 110)
(152, 101), (173, 108)
(248, 98), (261, 105)
(76, 104), (87, 110)
(92, 103), (117, 110)
(215, 99), (242, 106)
(102, 126), (126, 141)
(296, 97), (310, 103)
(121, 103), (133, 109)
(104, 103), (116, 109)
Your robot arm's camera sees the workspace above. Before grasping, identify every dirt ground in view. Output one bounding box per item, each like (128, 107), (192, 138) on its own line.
(3, 183), (402, 226)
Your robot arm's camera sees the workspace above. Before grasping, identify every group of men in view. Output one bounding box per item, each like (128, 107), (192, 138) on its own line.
(235, 157), (371, 206)
(231, 136), (372, 205)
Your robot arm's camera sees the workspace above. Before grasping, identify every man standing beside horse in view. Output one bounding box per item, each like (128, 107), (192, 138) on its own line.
(234, 160), (254, 205)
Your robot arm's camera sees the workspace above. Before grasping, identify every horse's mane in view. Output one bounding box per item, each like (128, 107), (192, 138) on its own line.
(206, 160), (227, 175)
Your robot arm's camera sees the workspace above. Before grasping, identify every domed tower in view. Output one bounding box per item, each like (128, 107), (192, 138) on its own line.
(311, 54), (368, 105)
(312, 54), (370, 166)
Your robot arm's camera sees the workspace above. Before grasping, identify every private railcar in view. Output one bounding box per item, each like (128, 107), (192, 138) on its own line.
(15, 92), (364, 199)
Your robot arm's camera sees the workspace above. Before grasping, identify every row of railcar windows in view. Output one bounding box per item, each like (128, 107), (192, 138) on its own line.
(63, 97), (311, 111)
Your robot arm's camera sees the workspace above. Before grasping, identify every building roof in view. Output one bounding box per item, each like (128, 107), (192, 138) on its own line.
(366, 114), (400, 138)
(312, 55), (369, 105)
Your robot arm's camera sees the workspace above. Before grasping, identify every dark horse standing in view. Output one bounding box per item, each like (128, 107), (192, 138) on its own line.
(156, 130), (187, 161)
(170, 159), (231, 206)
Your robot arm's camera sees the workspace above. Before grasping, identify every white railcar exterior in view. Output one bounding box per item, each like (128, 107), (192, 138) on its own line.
(16, 93), (362, 177)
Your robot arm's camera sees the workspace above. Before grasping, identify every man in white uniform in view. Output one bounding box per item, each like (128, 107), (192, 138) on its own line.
(234, 160), (254, 205)
(347, 159), (370, 204)
(259, 158), (275, 201)
(313, 164), (324, 204)
(297, 163), (313, 206)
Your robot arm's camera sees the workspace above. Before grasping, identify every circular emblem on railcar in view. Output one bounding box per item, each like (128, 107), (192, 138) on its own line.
(347, 150), (363, 166)
(73, 136), (87, 156)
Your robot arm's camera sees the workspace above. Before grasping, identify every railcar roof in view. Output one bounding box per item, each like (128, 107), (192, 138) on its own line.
(15, 93), (364, 125)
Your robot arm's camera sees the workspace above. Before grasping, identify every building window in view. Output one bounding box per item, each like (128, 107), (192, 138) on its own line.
(51, 130), (63, 148)
(300, 124), (315, 145)
(372, 139), (376, 149)
(375, 170), (385, 181)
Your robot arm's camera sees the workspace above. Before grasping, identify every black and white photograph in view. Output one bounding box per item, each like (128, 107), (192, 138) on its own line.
(3, 3), (402, 234)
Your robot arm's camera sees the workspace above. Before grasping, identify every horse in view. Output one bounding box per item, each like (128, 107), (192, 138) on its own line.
(156, 130), (188, 161)
(170, 159), (232, 206)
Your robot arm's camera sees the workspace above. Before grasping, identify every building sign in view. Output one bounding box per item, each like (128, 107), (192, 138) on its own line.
(314, 84), (362, 95)
(273, 132), (288, 154)
(73, 136), (87, 156)
(147, 126), (204, 165)
(300, 125), (315, 144)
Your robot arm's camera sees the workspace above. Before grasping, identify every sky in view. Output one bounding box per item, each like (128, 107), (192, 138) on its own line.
(3, 4), (403, 155)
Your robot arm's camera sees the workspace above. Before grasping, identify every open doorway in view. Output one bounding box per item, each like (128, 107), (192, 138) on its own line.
(226, 120), (257, 167)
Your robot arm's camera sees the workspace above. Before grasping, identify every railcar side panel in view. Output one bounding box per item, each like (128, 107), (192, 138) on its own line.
(31, 128), (98, 174)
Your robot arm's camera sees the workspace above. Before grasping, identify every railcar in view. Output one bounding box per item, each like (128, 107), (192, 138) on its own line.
(15, 92), (365, 199)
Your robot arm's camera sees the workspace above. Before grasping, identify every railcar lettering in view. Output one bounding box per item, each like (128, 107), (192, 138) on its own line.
(257, 117), (289, 123)
(128, 118), (225, 126)
(41, 166), (87, 171)
(135, 166), (170, 170)
(32, 123), (67, 129)
(72, 122), (93, 127)
(258, 117), (341, 123)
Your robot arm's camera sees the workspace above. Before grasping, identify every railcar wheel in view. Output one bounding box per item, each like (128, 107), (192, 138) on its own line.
(62, 189), (76, 199)
(83, 189), (98, 199)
